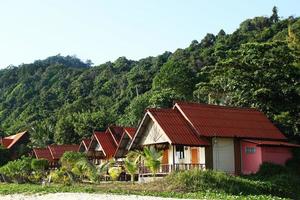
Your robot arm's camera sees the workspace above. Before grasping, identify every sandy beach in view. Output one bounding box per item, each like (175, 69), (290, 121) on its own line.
(0, 193), (191, 200)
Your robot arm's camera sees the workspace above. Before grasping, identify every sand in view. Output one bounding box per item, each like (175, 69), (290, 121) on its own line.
(0, 193), (192, 200)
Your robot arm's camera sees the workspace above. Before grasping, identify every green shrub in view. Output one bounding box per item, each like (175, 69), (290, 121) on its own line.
(165, 169), (291, 198)
(0, 156), (32, 183)
(31, 159), (48, 172)
(59, 152), (97, 183)
(49, 169), (72, 186)
(0, 146), (11, 166)
(255, 162), (288, 178)
(108, 166), (122, 181)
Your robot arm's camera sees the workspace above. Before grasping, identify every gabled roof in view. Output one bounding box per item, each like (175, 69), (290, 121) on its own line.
(243, 139), (300, 147)
(174, 102), (286, 140)
(114, 127), (137, 158)
(124, 127), (136, 139)
(79, 139), (91, 151)
(0, 131), (28, 149)
(48, 144), (79, 160)
(130, 108), (210, 149)
(148, 109), (210, 146)
(33, 148), (53, 161)
(93, 131), (117, 158)
(107, 126), (124, 144)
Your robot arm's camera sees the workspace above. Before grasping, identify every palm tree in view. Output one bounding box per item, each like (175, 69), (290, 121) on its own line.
(143, 146), (163, 178)
(96, 160), (110, 181)
(126, 146), (163, 179)
(124, 151), (140, 182)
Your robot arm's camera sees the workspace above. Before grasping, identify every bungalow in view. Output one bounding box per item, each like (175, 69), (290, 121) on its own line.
(0, 131), (30, 159)
(114, 127), (137, 159)
(78, 139), (91, 158)
(32, 147), (56, 168)
(88, 130), (117, 164)
(33, 144), (79, 168)
(130, 102), (300, 175)
(86, 126), (136, 164)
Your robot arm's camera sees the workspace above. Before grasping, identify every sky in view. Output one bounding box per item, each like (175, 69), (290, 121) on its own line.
(0, 0), (299, 68)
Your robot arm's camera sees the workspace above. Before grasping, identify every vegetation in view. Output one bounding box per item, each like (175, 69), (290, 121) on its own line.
(0, 8), (299, 147)
(0, 146), (10, 166)
(0, 174), (288, 199)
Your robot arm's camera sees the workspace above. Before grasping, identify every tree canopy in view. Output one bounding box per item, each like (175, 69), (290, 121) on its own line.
(0, 8), (299, 146)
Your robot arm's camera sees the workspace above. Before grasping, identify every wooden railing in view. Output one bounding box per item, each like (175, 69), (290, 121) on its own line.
(139, 163), (205, 175)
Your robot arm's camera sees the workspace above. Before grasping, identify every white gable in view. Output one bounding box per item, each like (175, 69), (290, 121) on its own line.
(141, 119), (170, 145)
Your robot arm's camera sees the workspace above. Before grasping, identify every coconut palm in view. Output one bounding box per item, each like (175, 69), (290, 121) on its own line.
(143, 146), (163, 177)
(124, 151), (140, 182)
(127, 146), (163, 179)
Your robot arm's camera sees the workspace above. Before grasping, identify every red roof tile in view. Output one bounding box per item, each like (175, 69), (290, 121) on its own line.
(94, 131), (117, 158)
(243, 139), (300, 147)
(1, 139), (13, 148)
(79, 139), (91, 150)
(1, 131), (28, 149)
(124, 127), (136, 139)
(108, 126), (124, 144)
(48, 144), (79, 160)
(148, 108), (210, 146)
(114, 127), (137, 158)
(175, 102), (286, 140)
(33, 148), (53, 161)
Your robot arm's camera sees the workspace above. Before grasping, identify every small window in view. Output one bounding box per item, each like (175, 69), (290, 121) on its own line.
(245, 147), (256, 154)
(176, 146), (185, 159)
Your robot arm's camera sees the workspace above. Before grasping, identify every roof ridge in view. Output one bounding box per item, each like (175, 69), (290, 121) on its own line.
(175, 101), (259, 112)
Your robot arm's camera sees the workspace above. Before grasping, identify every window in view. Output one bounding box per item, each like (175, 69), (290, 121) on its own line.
(245, 146), (256, 154)
(176, 146), (185, 159)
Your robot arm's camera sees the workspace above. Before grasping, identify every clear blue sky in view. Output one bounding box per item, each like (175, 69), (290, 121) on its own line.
(0, 0), (298, 68)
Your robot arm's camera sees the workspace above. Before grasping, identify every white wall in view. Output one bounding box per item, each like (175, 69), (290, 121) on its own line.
(199, 147), (206, 165)
(168, 146), (205, 165)
(212, 137), (235, 174)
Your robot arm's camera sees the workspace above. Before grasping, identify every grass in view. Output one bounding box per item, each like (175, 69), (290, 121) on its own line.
(0, 180), (287, 200)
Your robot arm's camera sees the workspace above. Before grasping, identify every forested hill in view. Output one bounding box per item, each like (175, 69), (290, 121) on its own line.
(0, 8), (299, 147)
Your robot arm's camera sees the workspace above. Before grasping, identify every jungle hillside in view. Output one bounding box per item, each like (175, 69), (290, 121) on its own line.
(0, 8), (299, 147)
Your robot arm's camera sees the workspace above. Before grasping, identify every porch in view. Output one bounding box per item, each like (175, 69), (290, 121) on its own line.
(139, 163), (206, 176)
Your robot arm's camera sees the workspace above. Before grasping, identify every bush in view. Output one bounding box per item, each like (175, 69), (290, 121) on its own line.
(59, 152), (97, 183)
(165, 169), (291, 198)
(0, 156), (32, 183)
(49, 169), (72, 186)
(31, 159), (48, 172)
(255, 162), (288, 178)
(108, 166), (122, 181)
(0, 146), (11, 166)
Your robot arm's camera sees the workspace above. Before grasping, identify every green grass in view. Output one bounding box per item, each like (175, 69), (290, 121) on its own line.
(0, 182), (287, 200)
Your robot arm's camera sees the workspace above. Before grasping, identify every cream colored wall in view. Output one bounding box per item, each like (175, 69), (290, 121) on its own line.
(142, 120), (169, 145)
(199, 147), (206, 165)
(212, 137), (235, 174)
(168, 145), (174, 165)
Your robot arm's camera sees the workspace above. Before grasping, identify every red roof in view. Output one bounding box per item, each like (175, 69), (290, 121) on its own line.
(94, 131), (117, 158)
(148, 108), (210, 146)
(243, 139), (300, 147)
(114, 127), (137, 158)
(0, 131), (28, 149)
(48, 144), (79, 160)
(79, 139), (91, 150)
(124, 127), (136, 139)
(33, 148), (53, 161)
(108, 126), (124, 144)
(174, 102), (286, 140)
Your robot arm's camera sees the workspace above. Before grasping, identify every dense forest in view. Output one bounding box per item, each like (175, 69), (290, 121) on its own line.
(0, 8), (299, 147)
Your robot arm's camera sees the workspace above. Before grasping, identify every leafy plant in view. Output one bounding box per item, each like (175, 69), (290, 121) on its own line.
(108, 166), (122, 181)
